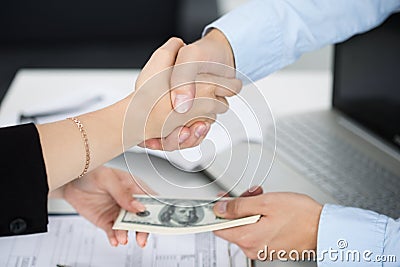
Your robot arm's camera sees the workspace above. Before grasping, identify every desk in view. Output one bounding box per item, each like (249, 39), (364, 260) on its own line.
(3, 69), (332, 267)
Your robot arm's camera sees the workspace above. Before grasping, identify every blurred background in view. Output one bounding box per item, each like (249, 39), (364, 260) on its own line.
(0, 0), (332, 103)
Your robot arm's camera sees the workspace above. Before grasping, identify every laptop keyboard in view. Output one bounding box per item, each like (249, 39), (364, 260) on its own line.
(273, 116), (400, 218)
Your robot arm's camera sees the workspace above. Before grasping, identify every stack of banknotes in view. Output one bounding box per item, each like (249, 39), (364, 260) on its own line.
(113, 195), (260, 234)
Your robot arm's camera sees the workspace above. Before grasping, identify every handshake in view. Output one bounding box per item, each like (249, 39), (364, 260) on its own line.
(44, 32), (244, 249)
(122, 34), (240, 151)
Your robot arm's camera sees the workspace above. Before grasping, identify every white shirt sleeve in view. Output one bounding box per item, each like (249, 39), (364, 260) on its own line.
(203, 0), (400, 81)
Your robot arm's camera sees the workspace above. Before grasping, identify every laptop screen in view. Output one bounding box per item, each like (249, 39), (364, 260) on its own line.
(333, 13), (400, 150)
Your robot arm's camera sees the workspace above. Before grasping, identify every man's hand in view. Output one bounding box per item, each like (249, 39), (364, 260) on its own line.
(60, 166), (153, 248)
(171, 29), (235, 113)
(139, 121), (210, 151)
(213, 192), (323, 260)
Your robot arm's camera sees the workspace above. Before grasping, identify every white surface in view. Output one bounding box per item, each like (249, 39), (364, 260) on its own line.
(0, 216), (247, 267)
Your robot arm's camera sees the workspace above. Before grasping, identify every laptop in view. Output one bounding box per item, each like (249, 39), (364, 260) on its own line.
(205, 13), (400, 220)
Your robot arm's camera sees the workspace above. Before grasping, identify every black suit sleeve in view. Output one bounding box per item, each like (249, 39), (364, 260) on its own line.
(0, 123), (48, 236)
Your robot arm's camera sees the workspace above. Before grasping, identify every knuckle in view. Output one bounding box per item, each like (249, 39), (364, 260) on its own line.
(233, 79), (243, 91)
(168, 37), (184, 45)
(206, 84), (216, 95)
(156, 47), (173, 58)
(259, 196), (270, 210)
(218, 99), (229, 113)
(229, 199), (242, 217)
(220, 88), (234, 97)
(154, 45), (175, 60)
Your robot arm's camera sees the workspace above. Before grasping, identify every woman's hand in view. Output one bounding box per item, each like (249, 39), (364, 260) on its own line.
(213, 191), (323, 260)
(58, 166), (153, 248)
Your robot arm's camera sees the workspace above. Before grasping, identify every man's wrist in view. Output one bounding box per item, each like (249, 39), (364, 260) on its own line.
(202, 28), (235, 68)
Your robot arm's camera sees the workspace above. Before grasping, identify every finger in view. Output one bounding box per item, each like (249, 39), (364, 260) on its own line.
(215, 78), (242, 97)
(240, 186), (263, 197)
(172, 122), (210, 149)
(214, 96), (229, 114)
(138, 138), (163, 150)
(160, 126), (191, 151)
(104, 223), (118, 247)
(107, 234), (118, 247)
(106, 169), (146, 213)
(196, 74), (242, 97)
(213, 195), (266, 219)
(140, 122), (211, 151)
(182, 121), (211, 147)
(136, 232), (150, 248)
(115, 230), (128, 245)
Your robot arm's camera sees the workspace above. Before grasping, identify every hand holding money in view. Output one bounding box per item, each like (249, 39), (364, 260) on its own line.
(113, 195), (261, 234)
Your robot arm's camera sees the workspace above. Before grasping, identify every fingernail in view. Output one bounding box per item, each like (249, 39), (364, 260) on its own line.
(179, 131), (190, 143)
(131, 200), (146, 212)
(248, 186), (259, 192)
(215, 201), (227, 214)
(110, 238), (118, 247)
(174, 95), (191, 113)
(195, 124), (207, 138)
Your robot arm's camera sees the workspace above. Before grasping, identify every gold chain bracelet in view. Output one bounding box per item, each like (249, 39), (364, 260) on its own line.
(68, 117), (90, 178)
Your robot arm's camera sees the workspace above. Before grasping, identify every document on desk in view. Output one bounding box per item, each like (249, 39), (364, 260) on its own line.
(0, 215), (250, 267)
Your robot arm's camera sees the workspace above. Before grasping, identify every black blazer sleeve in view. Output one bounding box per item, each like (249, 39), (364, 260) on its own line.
(0, 123), (49, 236)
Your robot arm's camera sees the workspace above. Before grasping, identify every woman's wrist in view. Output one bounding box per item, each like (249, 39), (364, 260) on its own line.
(37, 95), (143, 191)
(48, 186), (65, 199)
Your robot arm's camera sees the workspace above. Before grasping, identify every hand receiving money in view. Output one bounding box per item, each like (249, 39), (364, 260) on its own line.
(113, 195), (260, 234)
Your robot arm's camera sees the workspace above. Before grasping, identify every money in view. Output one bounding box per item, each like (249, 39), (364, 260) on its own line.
(112, 195), (261, 234)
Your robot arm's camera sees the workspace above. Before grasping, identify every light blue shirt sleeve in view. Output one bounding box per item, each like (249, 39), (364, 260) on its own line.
(203, 1), (400, 265)
(317, 204), (400, 266)
(203, 0), (400, 81)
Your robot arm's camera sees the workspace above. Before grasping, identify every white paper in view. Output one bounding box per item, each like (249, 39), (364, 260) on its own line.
(0, 216), (249, 267)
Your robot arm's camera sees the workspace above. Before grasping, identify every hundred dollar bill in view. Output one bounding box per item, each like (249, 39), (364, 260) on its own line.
(112, 195), (261, 234)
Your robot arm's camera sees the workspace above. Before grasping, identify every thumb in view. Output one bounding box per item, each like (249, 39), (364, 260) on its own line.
(170, 63), (197, 113)
(213, 195), (265, 219)
(170, 45), (200, 113)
